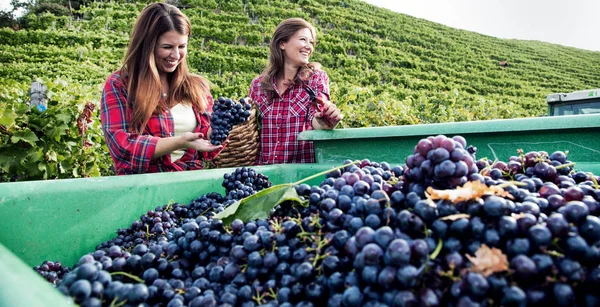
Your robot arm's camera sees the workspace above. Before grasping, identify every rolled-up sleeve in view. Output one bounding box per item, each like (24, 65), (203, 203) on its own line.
(307, 70), (331, 126)
(100, 73), (159, 174)
(249, 78), (259, 102)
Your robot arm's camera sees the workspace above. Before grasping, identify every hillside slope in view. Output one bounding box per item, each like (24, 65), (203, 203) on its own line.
(2, 0), (600, 126)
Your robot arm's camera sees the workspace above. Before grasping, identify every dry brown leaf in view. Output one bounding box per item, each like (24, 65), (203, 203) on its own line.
(466, 244), (509, 277)
(426, 180), (513, 204)
(511, 213), (526, 220)
(440, 213), (471, 221)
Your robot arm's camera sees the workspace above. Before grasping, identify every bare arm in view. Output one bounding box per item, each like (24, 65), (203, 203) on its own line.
(152, 132), (222, 159)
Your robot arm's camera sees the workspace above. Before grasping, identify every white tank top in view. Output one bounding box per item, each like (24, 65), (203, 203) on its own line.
(170, 103), (197, 161)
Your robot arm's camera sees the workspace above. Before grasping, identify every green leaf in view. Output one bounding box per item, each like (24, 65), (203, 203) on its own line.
(0, 107), (17, 128)
(10, 129), (39, 146)
(87, 163), (101, 177)
(214, 160), (359, 225)
(72, 165), (80, 177)
(0, 150), (19, 172)
(214, 184), (306, 225)
(27, 148), (44, 163)
(37, 162), (48, 179)
(55, 113), (72, 124)
(47, 123), (69, 141)
(46, 150), (57, 162)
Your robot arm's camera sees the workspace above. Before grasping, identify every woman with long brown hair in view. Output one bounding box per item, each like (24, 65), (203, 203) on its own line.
(100, 2), (223, 175)
(249, 18), (343, 165)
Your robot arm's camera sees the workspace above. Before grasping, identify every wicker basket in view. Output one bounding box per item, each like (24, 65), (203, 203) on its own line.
(211, 105), (260, 168)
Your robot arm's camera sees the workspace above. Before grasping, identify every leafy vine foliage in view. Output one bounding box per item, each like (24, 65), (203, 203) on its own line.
(1, 0), (600, 181)
(0, 79), (113, 181)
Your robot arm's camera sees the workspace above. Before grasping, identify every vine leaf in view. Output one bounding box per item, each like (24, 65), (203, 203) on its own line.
(0, 107), (17, 128)
(426, 180), (513, 203)
(214, 184), (306, 225)
(214, 160), (359, 225)
(466, 244), (508, 277)
(440, 213), (470, 221)
(10, 129), (39, 146)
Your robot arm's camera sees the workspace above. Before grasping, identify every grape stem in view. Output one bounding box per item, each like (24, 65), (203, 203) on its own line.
(429, 238), (443, 260)
(109, 297), (128, 307)
(293, 160), (360, 185)
(554, 162), (575, 170)
(586, 172), (599, 189)
(110, 271), (144, 283)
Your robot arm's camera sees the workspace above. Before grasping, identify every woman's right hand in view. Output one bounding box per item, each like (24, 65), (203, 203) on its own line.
(181, 132), (223, 152)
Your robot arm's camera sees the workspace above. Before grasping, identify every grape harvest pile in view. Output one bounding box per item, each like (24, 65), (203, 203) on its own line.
(209, 97), (252, 145)
(222, 167), (272, 201)
(35, 135), (600, 307)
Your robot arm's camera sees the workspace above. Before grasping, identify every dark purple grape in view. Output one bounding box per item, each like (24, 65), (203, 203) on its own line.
(553, 283), (575, 306)
(483, 196), (506, 217)
(396, 265), (418, 288)
(384, 239), (411, 266)
(466, 272), (489, 298)
(563, 186), (585, 202)
(362, 243), (384, 265)
(69, 279), (92, 303)
(342, 286), (363, 306)
(560, 201), (589, 224)
(511, 255), (538, 280)
(501, 286), (527, 306)
(528, 225), (552, 249)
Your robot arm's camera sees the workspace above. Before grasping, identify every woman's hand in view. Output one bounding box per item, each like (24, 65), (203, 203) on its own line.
(313, 101), (343, 130)
(181, 132), (223, 152)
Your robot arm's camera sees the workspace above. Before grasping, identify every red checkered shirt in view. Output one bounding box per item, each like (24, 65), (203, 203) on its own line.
(100, 71), (221, 175)
(249, 69), (330, 164)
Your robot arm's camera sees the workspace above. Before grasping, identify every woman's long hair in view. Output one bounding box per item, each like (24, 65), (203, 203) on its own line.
(123, 2), (210, 134)
(259, 18), (321, 95)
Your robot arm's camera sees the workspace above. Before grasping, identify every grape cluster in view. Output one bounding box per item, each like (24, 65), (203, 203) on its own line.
(223, 166), (272, 200)
(478, 150), (576, 184)
(35, 137), (600, 307)
(404, 135), (478, 191)
(187, 192), (229, 218)
(34, 261), (70, 285)
(94, 203), (186, 253)
(209, 97), (252, 145)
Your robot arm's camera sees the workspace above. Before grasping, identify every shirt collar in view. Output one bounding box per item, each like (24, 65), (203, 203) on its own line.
(268, 74), (305, 103)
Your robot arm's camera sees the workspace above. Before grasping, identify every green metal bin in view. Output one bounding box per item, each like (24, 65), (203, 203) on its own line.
(0, 163), (336, 307)
(299, 113), (600, 174)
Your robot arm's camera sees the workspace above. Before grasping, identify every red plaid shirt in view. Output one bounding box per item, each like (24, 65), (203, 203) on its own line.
(100, 71), (221, 175)
(249, 69), (330, 164)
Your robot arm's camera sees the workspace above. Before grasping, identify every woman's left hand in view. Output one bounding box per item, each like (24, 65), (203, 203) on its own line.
(314, 101), (343, 130)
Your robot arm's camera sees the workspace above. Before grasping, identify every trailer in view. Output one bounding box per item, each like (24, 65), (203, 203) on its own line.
(1, 113), (599, 306)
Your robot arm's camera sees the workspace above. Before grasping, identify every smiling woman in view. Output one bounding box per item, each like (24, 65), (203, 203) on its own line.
(249, 18), (344, 165)
(100, 2), (226, 175)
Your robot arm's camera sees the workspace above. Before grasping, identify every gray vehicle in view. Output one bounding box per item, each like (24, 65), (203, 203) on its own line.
(546, 88), (600, 116)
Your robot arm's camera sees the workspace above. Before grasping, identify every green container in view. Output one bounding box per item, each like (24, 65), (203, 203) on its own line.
(1, 113), (600, 306)
(299, 113), (600, 174)
(0, 163), (336, 307)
